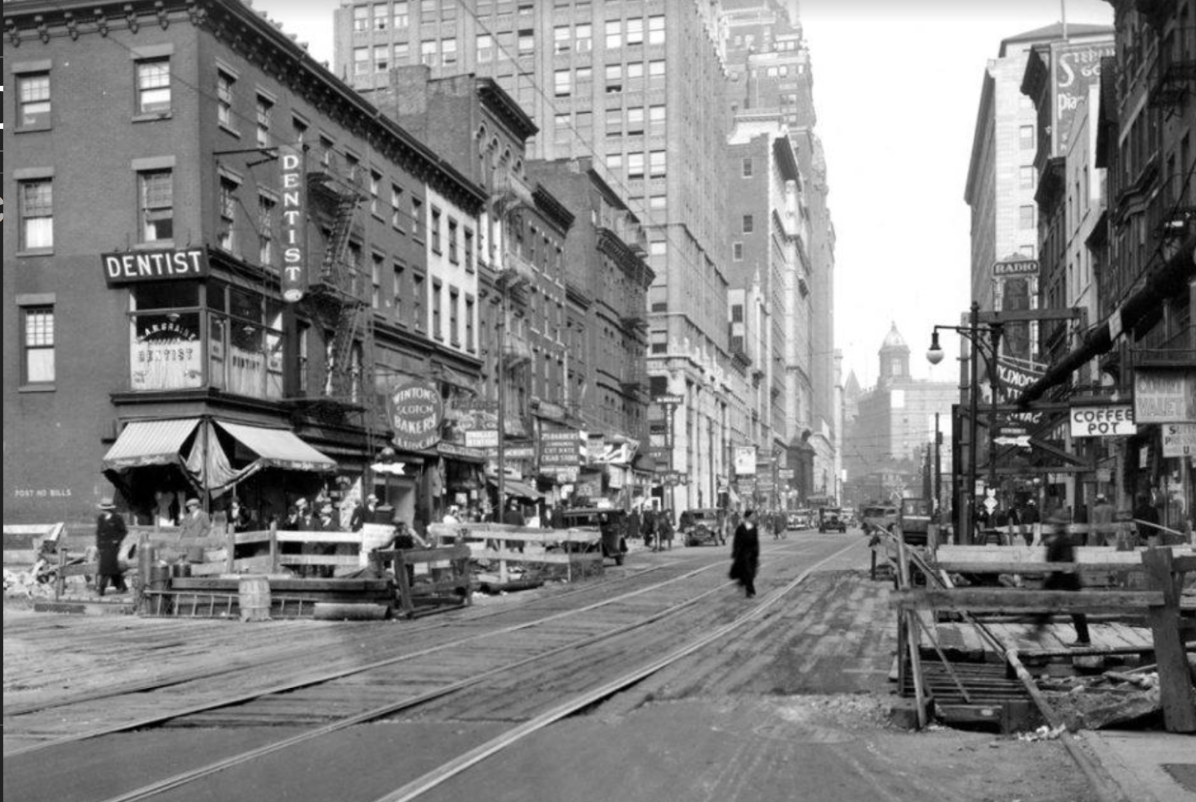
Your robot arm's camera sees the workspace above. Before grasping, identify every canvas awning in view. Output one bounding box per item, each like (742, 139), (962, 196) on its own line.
(103, 418), (200, 470)
(490, 477), (543, 500)
(215, 421), (337, 472)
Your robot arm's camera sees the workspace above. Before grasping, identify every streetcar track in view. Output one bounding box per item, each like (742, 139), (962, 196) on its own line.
(72, 539), (861, 802)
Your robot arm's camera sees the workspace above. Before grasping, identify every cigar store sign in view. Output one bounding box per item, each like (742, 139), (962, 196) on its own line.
(102, 248), (208, 285)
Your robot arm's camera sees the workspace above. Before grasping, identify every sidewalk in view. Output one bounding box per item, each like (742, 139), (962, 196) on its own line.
(1080, 730), (1196, 802)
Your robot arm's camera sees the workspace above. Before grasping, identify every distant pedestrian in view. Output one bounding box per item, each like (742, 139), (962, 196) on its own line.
(94, 498), (129, 597)
(658, 509), (675, 550)
(1030, 515), (1090, 647)
(729, 509), (760, 598)
(642, 509), (656, 549)
(1090, 494), (1115, 546)
(442, 505), (461, 525)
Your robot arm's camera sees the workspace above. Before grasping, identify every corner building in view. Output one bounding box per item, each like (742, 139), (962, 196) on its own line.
(4, 0), (487, 530)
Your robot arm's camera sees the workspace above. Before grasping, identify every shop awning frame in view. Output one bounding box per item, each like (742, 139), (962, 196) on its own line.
(215, 421), (338, 472)
(102, 418), (200, 470)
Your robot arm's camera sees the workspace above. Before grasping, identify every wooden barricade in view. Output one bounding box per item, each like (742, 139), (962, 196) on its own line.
(427, 522), (604, 585)
(897, 545), (1196, 733)
(371, 543), (472, 618)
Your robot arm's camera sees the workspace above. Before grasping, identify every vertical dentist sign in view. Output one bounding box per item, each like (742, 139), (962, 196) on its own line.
(279, 145), (307, 302)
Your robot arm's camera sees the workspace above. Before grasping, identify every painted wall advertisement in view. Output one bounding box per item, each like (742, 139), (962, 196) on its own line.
(1162, 423), (1196, 458)
(733, 446), (757, 476)
(1134, 369), (1196, 424)
(539, 428), (581, 470)
(1053, 41), (1116, 155)
(389, 379), (443, 451)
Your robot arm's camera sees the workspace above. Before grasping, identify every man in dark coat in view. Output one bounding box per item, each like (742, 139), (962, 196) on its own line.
(1133, 493), (1161, 545)
(729, 509), (760, 598)
(94, 497), (129, 596)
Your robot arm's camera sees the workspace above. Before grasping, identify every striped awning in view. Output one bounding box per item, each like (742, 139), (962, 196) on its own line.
(103, 419), (200, 470)
(490, 477), (543, 500)
(215, 421), (337, 472)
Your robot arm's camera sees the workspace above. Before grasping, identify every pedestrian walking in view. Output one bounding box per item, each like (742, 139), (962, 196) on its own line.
(729, 509), (760, 598)
(657, 509), (675, 551)
(94, 497), (129, 597)
(1090, 493), (1115, 546)
(1030, 515), (1090, 647)
(642, 509), (656, 549)
(1133, 493), (1161, 546)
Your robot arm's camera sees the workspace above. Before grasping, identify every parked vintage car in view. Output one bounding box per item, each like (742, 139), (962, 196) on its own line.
(861, 504), (899, 534)
(680, 508), (723, 546)
(557, 507), (627, 566)
(818, 506), (848, 534)
(899, 498), (933, 546)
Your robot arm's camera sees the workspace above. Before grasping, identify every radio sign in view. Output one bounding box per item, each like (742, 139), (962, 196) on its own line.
(279, 144), (307, 303)
(102, 248), (208, 285)
(1070, 405), (1136, 437)
(993, 259), (1039, 277)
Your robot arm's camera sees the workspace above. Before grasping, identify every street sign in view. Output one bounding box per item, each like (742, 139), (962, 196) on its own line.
(994, 435), (1031, 448)
(464, 429), (499, 448)
(653, 395), (683, 406)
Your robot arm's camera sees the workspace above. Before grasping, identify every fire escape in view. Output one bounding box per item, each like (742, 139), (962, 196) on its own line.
(296, 157), (374, 428)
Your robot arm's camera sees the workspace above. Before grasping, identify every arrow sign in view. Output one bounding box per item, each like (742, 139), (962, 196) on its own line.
(994, 435), (1031, 448)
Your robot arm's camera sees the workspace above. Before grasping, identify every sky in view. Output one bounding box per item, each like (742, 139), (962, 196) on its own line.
(251, 0), (1117, 389)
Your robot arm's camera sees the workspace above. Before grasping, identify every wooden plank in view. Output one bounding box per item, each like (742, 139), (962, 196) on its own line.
(894, 588), (1164, 614)
(1142, 548), (1196, 733)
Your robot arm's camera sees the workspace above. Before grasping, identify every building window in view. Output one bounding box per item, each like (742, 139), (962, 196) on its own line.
(628, 152), (644, 179)
(464, 228), (475, 272)
(219, 177), (238, 251)
(1019, 205), (1035, 229)
(21, 306), (55, 385)
(606, 152), (623, 174)
(354, 47), (370, 75)
(442, 39), (458, 65)
(742, 214), (754, 233)
(432, 279), (443, 339)
(353, 5), (369, 31)
(258, 194), (276, 266)
(17, 72), (51, 130)
(606, 107), (622, 136)
(19, 179), (54, 251)
(373, 2), (388, 29)
(1019, 125), (1035, 149)
(1020, 165), (1035, 190)
(605, 19), (622, 49)
(648, 59), (665, 82)
(255, 94), (273, 147)
(370, 171), (381, 216)
(627, 107), (645, 135)
(431, 206), (442, 253)
(216, 70), (235, 128)
(371, 253), (383, 309)
(413, 273), (426, 330)
(733, 242), (744, 261)
(477, 33), (493, 62)
(605, 63), (622, 93)
(374, 44), (389, 72)
(449, 287), (460, 346)
(391, 185), (404, 230)
(742, 158), (753, 177)
(649, 240), (666, 256)
(627, 18), (644, 46)
(465, 295), (475, 352)
(395, 41), (409, 63)
(648, 15), (665, 45)
(136, 57), (171, 115)
(412, 198), (424, 238)
(448, 218), (459, 263)
(649, 194), (666, 211)
(518, 29), (534, 54)
(554, 25), (571, 53)
(393, 0), (410, 27)
(554, 69), (572, 97)
(649, 104), (665, 133)
(421, 40), (437, 65)
(393, 261), (406, 322)
(139, 170), (173, 243)
(649, 149), (666, 178)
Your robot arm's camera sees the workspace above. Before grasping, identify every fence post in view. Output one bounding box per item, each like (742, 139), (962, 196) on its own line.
(269, 524), (279, 573)
(225, 525), (236, 574)
(1141, 547), (1196, 733)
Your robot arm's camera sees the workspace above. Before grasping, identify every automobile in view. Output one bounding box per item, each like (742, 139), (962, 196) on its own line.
(818, 506), (848, 533)
(557, 507), (627, 566)
(899, 498), (933, 546)
(787, 508), (814, 530)
(841, 508), (859, 528)
(861, 504), (899, 534)
(680, 508), (723, 547)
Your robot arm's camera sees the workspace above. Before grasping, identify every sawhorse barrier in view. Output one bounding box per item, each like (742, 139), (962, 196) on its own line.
(371, 543), (472, 618)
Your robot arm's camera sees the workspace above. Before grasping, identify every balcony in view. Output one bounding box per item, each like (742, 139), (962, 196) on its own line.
(499, 248), (538, 289)
(620, 311), (649, 333)
(503, 329), (533, 366)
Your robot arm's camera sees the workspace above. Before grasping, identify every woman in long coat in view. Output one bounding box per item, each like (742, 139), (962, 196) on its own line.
(729, 509), (760, 598)
(95, 498), (129, 596)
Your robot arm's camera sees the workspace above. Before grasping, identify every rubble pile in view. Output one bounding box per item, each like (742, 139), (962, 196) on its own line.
(1039, 668), (1164, 731)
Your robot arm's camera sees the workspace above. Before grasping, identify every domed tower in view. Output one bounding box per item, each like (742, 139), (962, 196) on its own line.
(878, 323), (910, 386)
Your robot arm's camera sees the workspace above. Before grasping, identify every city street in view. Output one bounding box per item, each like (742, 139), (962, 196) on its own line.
(3, 533), (1095, 802)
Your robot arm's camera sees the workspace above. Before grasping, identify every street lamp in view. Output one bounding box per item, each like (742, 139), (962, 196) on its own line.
(926, 301), (1004, 546)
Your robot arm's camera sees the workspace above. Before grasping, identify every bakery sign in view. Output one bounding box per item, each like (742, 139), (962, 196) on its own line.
(102, 247), (208, 285)
(389, 379), (443, 451)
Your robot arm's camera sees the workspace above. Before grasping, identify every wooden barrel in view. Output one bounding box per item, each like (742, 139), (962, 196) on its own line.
(238, 575), (271, 622)
(148, 565), (171, 593)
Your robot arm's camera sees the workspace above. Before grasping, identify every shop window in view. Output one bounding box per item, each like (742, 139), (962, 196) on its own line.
(21, 305), (56, 386)
(136, 57), (171, 115)
(129, 284), (202, 392)
(139, 169), (173, 243)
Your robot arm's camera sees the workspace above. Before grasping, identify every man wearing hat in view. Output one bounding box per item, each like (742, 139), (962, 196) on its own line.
(179, 497), (211, 539)
(95, 498), (129, 596)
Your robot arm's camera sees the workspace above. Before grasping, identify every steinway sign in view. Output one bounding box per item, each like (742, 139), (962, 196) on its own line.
(102, 248), (208, 285)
